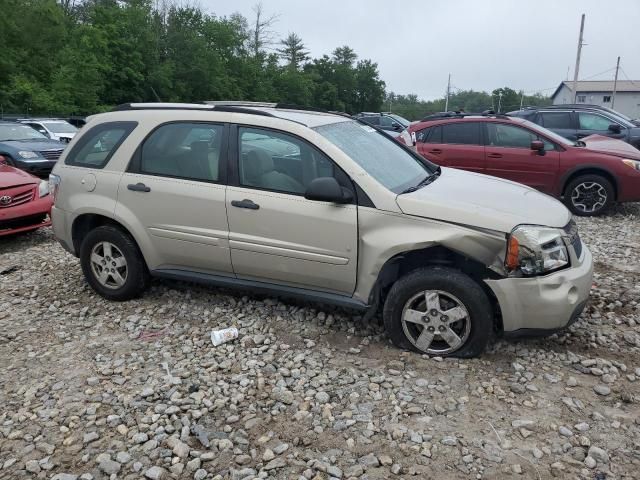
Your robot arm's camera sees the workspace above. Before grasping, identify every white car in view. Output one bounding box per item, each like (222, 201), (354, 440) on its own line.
(20, 119), (78, 143)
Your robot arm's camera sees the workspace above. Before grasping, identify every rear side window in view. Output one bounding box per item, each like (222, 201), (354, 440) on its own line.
(135, 122), (225, 183)
(65, 121), (137, 168)
(441, 122), (481, 145)
(539, 112), (572, 129)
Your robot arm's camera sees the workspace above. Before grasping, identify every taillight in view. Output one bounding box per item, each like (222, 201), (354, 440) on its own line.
(49, 174), (61, 204)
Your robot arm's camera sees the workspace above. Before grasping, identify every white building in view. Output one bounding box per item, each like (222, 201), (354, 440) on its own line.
(551, 80), (640, 119)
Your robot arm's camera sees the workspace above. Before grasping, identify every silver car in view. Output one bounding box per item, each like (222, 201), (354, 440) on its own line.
(49, 102), (593, 357)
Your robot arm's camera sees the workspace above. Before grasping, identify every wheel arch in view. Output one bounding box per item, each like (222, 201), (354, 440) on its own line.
(369, 245), (503, 331)
(561, 166), (619, 200)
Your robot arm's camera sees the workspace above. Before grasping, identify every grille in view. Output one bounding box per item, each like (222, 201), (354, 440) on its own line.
(563, 220), (583, 259)
(0, 213), (47, 231)
(0, 187), (34, 208)
(38, 149), (64, 160)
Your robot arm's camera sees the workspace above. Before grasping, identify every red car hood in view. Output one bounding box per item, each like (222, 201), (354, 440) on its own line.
(0, 163), (39, 188)
(582, 134), (640, 159)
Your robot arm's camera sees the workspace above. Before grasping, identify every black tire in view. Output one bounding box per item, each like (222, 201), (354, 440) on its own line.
(79, 225), (149, 301)
(383, 267), (492, 358)
(563, 174), (614, 216)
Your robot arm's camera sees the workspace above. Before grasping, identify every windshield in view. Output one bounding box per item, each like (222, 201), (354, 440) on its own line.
(518, 119), (575, 147)
(0, 124), (48, 141)
(389, 114), (410, 127)
(314, 120), (433, 193)
(43, 121), (77, 134)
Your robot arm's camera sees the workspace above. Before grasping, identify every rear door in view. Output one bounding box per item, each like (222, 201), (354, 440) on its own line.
(537, 111), (577, 141)
(116, 121), (233, 274)
(576, 111), (627, 141)
(417, 122), (485, 173)
(226, 125), (358, 294)
(483, 122), (560, 193)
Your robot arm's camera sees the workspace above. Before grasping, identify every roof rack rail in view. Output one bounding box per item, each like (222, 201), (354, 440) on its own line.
(111, 102), (277, 118)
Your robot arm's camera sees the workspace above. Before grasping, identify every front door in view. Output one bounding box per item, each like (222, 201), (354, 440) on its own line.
(483, 122), (560, 193)
(115, 122), (233, 274)
(226, 125), (358, 294)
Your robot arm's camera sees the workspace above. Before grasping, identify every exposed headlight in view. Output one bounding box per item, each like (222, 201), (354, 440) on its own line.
(18, 150), (40, 159)
(505, 225), (569, 276)
(38, 179), (49, 197)
(621, 159), (640, 171)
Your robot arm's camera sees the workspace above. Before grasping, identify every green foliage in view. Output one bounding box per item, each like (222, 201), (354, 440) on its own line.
(0, 0), (386, 116)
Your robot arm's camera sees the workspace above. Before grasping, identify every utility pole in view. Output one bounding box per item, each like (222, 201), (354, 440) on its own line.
(444, 74), (451, 112)
(571, 14), (586, 102)
(520, 90), (525, 110)
(612, 56), (620, 109)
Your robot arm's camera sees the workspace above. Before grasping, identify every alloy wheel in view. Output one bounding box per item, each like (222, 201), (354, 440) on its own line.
(401, 290), (471, 355)
(89, 241), (128, 289)
(571, 182), (608, 213)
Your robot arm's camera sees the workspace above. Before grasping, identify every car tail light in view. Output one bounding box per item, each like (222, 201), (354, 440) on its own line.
(49, 174), (61, 204)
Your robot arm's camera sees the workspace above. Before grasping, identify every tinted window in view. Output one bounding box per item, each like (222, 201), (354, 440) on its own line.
(65, 122), (137, 168)
(427, 125), (442, 143)
(441, 122), (481, 145)
(415, 127), (430, 143)
(139, 123), (223, 182)
(486, 123), (554, 150)
(362, 116), (380, 126)
(540, 112), (572, 129)
(239, 127), (335, 195)
(380, 116), (394, 128)
(578, 112), (615, 131)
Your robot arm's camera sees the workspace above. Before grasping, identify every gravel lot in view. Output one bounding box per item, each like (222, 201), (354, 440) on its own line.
(1, 205), (639, 480)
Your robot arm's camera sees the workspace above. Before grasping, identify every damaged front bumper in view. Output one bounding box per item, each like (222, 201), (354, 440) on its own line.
(485, 245), (593, 336)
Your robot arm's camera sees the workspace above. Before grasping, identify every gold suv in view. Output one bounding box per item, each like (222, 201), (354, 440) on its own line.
(49, 102), (593, 357)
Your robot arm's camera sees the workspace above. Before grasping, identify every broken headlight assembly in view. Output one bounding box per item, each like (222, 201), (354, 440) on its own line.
(505, 225), (569, 276)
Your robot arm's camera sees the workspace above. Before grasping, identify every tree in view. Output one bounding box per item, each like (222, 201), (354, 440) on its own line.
(248, 2), (278, 57)
(277, 33), (309, 70)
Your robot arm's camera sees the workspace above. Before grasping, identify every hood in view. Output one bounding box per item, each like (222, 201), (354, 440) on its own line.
(0, 163), (39, 188)
(396, 167), (571, 233)
(0, 138), (66, 151)
(582, 134), (640, 159)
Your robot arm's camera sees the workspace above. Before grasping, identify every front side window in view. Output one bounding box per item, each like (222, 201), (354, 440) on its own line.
(486, 123), (554, 150)
(65, 122), (137, 168)
(239, 127), (335, 195)
(139, 123), (224, 182)
(539, 112), (572, 129)
(578, 112), (615, 131)
(415, 127), (431, 143)
(0, 124), (48, 141)
(441, 122), (481, 145)
(314, 120), (433, 193)
(42, 121), (77, 134)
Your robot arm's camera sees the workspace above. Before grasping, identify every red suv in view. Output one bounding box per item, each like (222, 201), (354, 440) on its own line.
(402, 114), (640, 216)
(0, 157), (53, 236)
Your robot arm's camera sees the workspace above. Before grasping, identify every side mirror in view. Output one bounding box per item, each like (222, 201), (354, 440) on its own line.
(608, 124), (621, 133)
(304, 177), (353, 204)
(531, 140), (546, 155)
(392, 123), (401, 131)
(0, 155), (7, 165)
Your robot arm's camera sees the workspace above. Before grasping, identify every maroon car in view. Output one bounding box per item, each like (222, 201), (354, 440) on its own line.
(0, 156), (53, 236)
(401, 115), (640, 216)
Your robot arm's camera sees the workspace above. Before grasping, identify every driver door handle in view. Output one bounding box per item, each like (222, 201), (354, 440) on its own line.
(231, 199), (260, 210)
(487, 153), (503, 158)
(127, 183), (151, 192)
(428, 149), (443, 154)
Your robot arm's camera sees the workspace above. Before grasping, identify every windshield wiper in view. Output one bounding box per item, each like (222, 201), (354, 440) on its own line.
(400, 167), (441, 194)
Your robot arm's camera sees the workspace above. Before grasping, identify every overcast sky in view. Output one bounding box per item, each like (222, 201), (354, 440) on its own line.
(204, 0), (640, 100)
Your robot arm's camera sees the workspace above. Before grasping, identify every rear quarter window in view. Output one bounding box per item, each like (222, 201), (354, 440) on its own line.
(65, 121), (137, 168)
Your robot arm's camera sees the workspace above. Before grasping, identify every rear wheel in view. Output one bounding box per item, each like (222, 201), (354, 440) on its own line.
(564, 174), (614, 216)
(383, 267), (492, 358)
(79, 225), (149, 300)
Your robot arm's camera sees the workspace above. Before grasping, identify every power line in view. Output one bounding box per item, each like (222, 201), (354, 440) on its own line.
(619, 67), (640, 87)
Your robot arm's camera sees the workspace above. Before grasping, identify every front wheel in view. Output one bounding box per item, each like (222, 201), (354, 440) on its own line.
(383, 267), (492, 358)
(564, 174), (614, 216)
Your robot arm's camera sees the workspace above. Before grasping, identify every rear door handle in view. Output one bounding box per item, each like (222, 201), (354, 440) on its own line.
(231, 199), (260, 210)
(428, 149), (443, 154)
(127, 183), (151, 192)
(487, 153), (503, 158)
